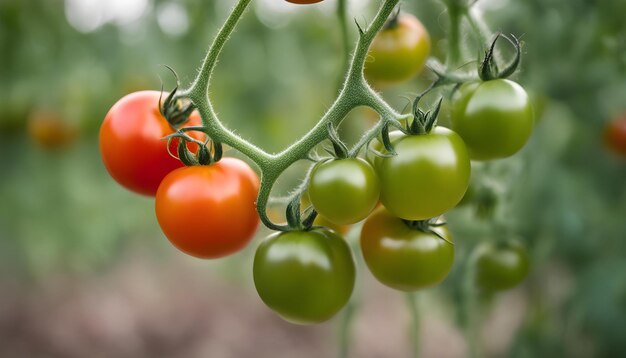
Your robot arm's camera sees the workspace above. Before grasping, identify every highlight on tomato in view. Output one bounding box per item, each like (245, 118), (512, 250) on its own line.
(473, 240), (529, 291)
(360, 207), (454, 291)
(376, 127), (471, 221)
(364, 12), (431, 86)
(99, 90), (203, 196)
(451, 79), (534, 160)
(307, 157), (380, 225)
(155, 157), (260, 259)
(253, 228), (356, 324)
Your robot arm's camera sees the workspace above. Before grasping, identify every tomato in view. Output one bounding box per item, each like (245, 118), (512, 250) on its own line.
(155, 158), (260, 259)
(99, 91), (203, 196)
(360, 207), (454, 291)
(365, 130), (405, 170)
(253, 228), (355, 324)
(473, 240), (529, 291)
(308, 158), (380, 225)
(604, 115), (626, 157)
(377, 127), (470, 221)
(364, 13), (431, 86)
(451, 79), (534, 160)
(285, 0), (323, 3)
(27, 111), (77, 150)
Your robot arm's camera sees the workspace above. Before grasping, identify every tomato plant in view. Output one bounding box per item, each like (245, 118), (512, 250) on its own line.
(99, 91), (203, 196)
(155, 158), (260, 259)
(364, 13), (431, 86)
(604, 115), (626, 157)
(451, 79), (534, 160)
(377, 127), (470, 221)
(473, 240), (529, 291)
(308, 158), (380, 225)
(253, 228), (355, 324)
(361, 207), (454, 291)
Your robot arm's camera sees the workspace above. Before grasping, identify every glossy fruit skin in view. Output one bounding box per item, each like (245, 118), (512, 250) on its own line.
(308, 158), (380, 225)
(377, 127), (470, 221)
(27, 111), (77, 150)
(364, 13), (431, 85)
(604, 115), (626, 157)
(100, 91), (203, 196)
(451, 79), (534, 160)
(473, 240), (529, 291)
(361, 207), (454, 291)
(155, 158), (260, 259)
(253, 228), (356, 324)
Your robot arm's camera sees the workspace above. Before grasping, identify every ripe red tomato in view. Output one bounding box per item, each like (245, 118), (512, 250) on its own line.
(604, 115), (626, 157)
(99, 91), (203, 196)
(155, 158), (260, 259)
(364, 13), (431, 86)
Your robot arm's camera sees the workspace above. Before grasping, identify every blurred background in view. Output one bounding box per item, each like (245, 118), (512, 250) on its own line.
(1, 0), (626, 357)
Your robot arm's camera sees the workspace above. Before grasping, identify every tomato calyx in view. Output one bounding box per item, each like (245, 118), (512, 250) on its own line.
(479, 33), (521, 81)
(325, 123), (349, 159)
(164, 131), (223, 166)
(402, 219), (454, 245)
(285, 194), (317, 231)
(382, 6), (402, 30)
(406, 95), (443, 135)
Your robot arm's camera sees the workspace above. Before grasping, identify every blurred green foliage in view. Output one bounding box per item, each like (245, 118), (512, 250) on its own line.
(1, 0), (626, 356)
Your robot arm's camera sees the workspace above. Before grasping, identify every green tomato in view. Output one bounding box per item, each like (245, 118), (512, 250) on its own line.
(451, 79), (534, 160)
(308, 158), (380, 225)
(253, 228), (356, 324)
(360, 207), (454, 291)
(364, 13), (431, 86)
(365, 130), (405, 170)
(377, 127), (471, 220)
(473, 240), (529, 291)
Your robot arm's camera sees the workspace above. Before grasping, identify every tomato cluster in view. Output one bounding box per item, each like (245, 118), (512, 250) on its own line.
(100, 91), (261, 259)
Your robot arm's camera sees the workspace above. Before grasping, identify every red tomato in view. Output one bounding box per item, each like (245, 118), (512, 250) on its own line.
(99, 91), (203, 196)
(155, 158), (260, 259)
(604, 115), (626, 157)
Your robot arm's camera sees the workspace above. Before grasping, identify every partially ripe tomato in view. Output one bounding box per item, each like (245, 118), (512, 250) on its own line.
(27, 111), (77, 150)
(364, 13), (431, 86)
(377, 128), (471, 221)
(155, 158), (260, 259)
(253, 228), (355, 324)
(451, 79), (534, 160)
(99, 91), (203, 196)
(604, 115), (626, 157)
(473, 240), (529, 291)
(361, 207), (454, 291)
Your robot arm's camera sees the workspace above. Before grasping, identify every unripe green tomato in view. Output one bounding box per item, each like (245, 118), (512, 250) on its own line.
(360, 207), (454, 291)
(364, 13), (431, 86)
(377, 127), (471, 221)
(308, 158), (380, 225)
(473, 240), (529, 291)
(253, 228), (356, 324)
(451, 79), (534, 160)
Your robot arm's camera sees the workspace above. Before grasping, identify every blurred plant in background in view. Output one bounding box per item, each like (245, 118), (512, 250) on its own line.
(1, 0), (626, 357)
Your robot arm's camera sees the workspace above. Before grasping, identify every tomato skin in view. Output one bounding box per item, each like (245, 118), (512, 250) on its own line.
(604, 115), (626, 157)
(155, 158), (260, 259)
(360, 207), (454, 291)
(364, 13), (431, 85)
(377, 127), (470, 221)
(308, 158), (380, 225)
(451, 79), (534, 160)
(473, 240), (529, 291)
(253, 228), (356, 324)
(99, 91), (203, 196)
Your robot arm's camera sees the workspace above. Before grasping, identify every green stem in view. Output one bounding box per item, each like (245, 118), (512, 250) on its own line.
(464, 6), (493, 50)
(337, 0), (350, 85)
(445, 0), (463, 68)
(406, 293), (421, 358)
(462, 256), (483, 358)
